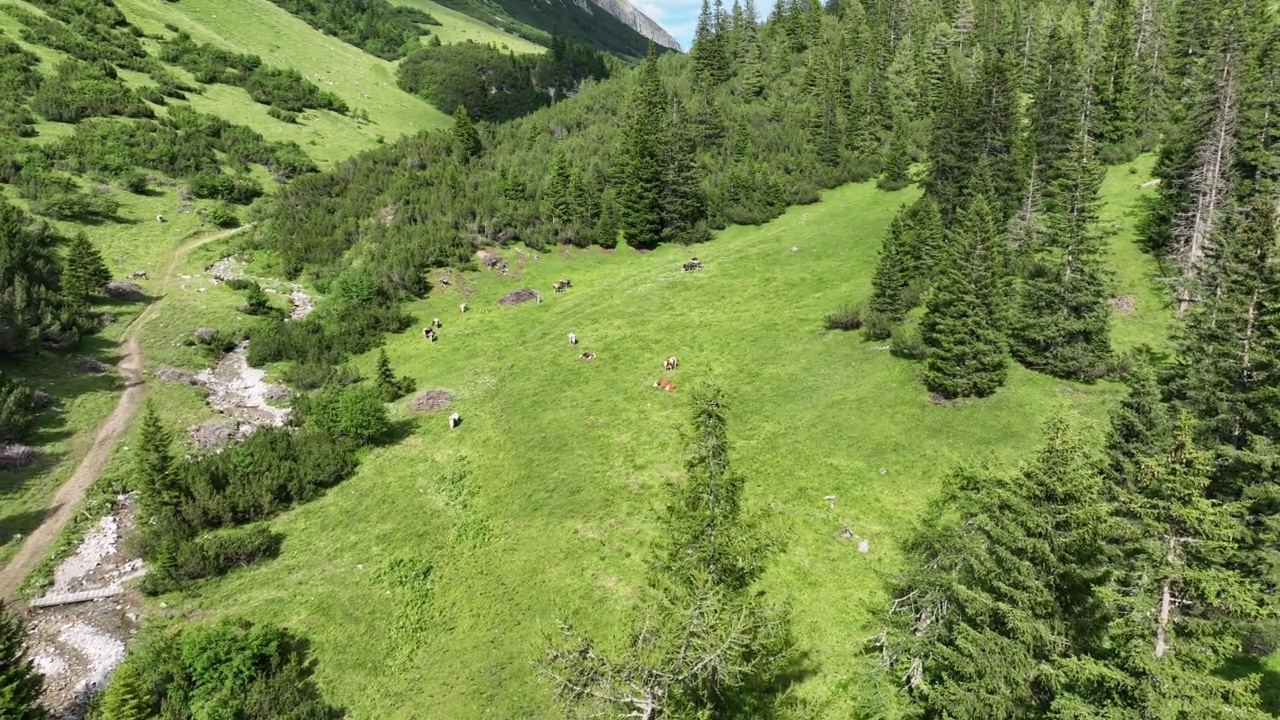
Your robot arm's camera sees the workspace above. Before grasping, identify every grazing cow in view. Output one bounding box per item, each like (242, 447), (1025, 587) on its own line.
(448, 412), (461, 429)
(459, 303), (468, 313)
(432, 318), (441, 329)
(654, 379), (675, 391)
(156, 215), (165, 223)
(568, 333), (577, 345)
(129, 271), (148, 280)
(552, 278), (572, 293)
(580, 351), (596, 360)
(664, 356), (678, 371)
(423, 327), (437, 342)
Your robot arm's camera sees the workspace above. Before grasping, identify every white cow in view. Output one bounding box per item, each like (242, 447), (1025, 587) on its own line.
(664, 356), (678, 371)
(448, 412), (461, 429)
(459, 303), (468, 313)
(568, 333), (578, 345)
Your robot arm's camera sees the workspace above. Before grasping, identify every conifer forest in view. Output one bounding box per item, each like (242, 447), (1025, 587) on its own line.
(1, 0), (1279, 716)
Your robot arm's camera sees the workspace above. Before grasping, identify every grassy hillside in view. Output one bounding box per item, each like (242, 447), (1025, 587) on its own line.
(392, 0), (544, 53)
(428, 0), (667, 59)
(149, 159), (1166, 717)
(114, 0), (449, 163)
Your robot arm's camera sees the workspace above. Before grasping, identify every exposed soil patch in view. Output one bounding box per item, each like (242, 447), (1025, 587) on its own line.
(409, 389), (453, 412)
(498, 288), (541, 306)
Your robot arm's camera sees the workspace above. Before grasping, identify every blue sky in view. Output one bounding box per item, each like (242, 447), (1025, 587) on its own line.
(633, 0), (703, 50)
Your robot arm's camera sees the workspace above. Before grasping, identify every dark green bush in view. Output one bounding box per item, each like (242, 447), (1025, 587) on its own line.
(823, 304), (864, 331)
(890, 324), (927, 360)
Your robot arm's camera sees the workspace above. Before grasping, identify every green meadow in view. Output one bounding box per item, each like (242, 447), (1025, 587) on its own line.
(143, 158), (1168, 718)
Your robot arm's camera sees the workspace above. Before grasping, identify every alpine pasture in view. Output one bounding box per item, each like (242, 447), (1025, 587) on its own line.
(152, 160), (1164, 717)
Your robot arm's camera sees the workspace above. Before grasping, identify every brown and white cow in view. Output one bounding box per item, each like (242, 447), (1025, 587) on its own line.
(664, 356), (678, 371)
(654, 379), (675, 390)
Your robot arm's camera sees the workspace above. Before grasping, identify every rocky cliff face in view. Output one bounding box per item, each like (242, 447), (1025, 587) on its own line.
(584, 0), (681, 51)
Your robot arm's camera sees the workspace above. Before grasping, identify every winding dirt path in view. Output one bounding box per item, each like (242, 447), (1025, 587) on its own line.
(0, 225), (250, 601)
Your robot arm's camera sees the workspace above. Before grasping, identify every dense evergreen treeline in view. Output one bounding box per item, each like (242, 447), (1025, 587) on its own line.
(396, 35), (612, 122)
(266, 0), (438, 60)
(260, 0), (874, 289)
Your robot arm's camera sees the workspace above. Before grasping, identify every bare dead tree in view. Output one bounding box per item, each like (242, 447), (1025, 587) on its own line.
(1174, 53), (1239, 312)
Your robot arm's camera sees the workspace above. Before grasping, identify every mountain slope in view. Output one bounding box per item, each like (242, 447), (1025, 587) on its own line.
(428, 0), (678, 59)
(588, 0), (680, 51)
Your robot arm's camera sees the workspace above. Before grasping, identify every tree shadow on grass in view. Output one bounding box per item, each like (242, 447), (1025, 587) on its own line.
(1222, 655), (1280, 715)
(0, 508), (51, 545)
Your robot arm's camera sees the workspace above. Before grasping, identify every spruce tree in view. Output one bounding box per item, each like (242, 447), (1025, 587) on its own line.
(1027, 20), (1086, 195)
(971, 48), (1024, 218)
(1093, 0), (1142, 157)
(1102, 352), (1172, 493)
(878, 125), (912, 190)
(1167, 196), (1280, 594)
(868, 210), (915, 321)
(568, 167), (600, 227)
(1012, 132), (1113, 380)
(925, 68), (977, 221)
(545, 384), (790, 717)
(877, 411), (1109, 719)
(97, 660), (151, 720)
(1054, 415), (1266, 718)
(62, 232), (111, 303)
(736, 0), (764, 98)
(499, 166), (525, 202)
(135, 401), (174, 502)
(542, 146), (573, 225)
(0, 602), (43, 720)
(921, 193), (1010, 399)
(906, 196), (944, 285)
(1234, 20), (1280, 200)
(375, 348), (397, 400)
(662, 106), (708, 244)
(616, 43), (668, 249)
(451, 104), (481, 161)
(691, 0), (728, 85)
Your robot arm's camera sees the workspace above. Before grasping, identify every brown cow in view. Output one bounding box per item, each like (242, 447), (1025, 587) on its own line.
(654, 379), (675, 390)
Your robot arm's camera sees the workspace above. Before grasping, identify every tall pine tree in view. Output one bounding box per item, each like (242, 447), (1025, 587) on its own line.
(545, 384), (791, 717)
(876, 411), (1109, 719)
(451, 104), (481, 161)
(1093, 0), (1142, 158)
(662, 105), (709, 244)
(1012, 132), (1113, 380)
(0, 602), (43, 720)
(868, 209), (916, 321)
(62, 232), (111, 303)
(921, 193), (1010, 399)
(1054, 415), (1266, 719)
(616, 43), (668, 249)
(542, 146), (573, 225)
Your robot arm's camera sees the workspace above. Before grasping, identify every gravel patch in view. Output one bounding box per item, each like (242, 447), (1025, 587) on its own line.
(195, 342), (291, 427)
(498, 288), (541, 306)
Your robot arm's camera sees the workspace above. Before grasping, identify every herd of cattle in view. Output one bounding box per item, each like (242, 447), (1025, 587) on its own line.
(434, 256), (703, 427)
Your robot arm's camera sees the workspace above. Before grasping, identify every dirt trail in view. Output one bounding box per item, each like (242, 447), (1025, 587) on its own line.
(0, 226), (250, 601)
